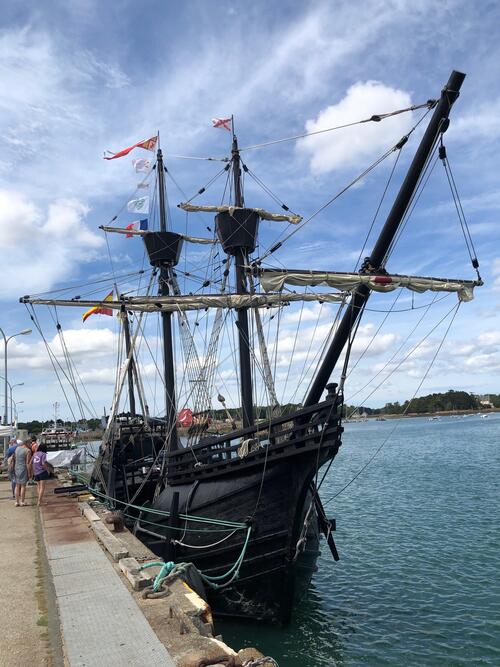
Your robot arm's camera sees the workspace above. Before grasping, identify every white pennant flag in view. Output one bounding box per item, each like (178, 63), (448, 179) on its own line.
(127, 196), (149, 214)
(132, 158), (151, 173)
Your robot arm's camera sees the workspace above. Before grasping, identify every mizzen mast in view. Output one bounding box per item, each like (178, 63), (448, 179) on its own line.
(305, 70), (466, 406)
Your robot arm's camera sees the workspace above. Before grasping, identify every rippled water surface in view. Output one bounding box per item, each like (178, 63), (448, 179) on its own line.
(218, 414), (500, 666)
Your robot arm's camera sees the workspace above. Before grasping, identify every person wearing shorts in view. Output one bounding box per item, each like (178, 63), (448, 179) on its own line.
(28, 435), (39, 484)
(32, 443), (50, 506)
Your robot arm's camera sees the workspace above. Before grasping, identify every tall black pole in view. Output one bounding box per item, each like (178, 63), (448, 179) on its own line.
(305, 70), (466, 407)
(157, 148), (179, 451)
(232, 137), (254, 428)
(121, 305), (136, 416)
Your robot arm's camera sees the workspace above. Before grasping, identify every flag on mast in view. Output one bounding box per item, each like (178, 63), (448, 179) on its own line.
(104, 136), (157, 160)
(125, 219), (148, 237)
(212, 117), (232, 132)
(132, 157), (151, 174)
(127, 196), (149, 214)
(132, 158), (151, 173)
(82, 290), (114, 322)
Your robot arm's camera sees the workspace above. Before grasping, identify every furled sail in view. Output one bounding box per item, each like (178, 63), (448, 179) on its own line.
(256, 269), (479, 302)
(99, 225), (216, 244)
(20, 291), (347, 314)
(178, 203), (302, 225)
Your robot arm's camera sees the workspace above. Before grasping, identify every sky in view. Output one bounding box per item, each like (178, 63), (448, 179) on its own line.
(1, 0), (499, 423)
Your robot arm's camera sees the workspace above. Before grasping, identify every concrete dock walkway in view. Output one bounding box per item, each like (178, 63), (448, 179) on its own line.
(0, 480), (56, 666)
(1, 475), (274, 667)
(1, 478), (174, 666)
(39, 483), (176, 667)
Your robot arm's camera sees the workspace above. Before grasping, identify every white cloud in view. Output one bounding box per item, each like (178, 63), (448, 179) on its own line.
(297, 81), (414, 174)
(8, 328), (117, 370)
(0, 190), (103, 298)
(450, 97), (500, 142)
(492, 258), (500, 291)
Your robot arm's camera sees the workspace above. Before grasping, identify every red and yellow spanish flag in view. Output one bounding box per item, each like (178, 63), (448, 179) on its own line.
(82, 290), (114, 323)
(104, 135), (158, 160)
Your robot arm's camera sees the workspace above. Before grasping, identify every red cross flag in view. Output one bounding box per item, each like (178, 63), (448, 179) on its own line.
(212, 117), (232, 132)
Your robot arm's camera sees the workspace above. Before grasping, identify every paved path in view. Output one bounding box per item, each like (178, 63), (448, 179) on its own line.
(1, 477), (176, 666)
(40, 483), (175, 667)
(0, 480), (54, 666)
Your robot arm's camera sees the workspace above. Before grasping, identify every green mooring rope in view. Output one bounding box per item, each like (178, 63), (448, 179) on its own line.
(138, 526), (252, 591)
(70, 471), (247, 531)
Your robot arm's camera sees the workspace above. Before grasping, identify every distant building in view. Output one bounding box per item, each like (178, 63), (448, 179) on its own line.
(475, 394), (493, 408)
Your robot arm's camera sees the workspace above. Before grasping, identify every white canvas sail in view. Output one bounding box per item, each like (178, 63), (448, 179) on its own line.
(179, 203), (302, 225)
(257, 269), (479, 302)
(22, 291), (347, 314)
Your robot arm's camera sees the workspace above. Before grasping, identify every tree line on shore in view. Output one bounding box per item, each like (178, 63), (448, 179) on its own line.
(16, 390), (499, 433)
(347, 390), (500, 416)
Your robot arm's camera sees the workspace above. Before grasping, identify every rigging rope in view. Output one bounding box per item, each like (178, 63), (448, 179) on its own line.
(346, 298), (457, 411)
(439, 141), (481, 279)
(254, 104), (434, 266)
(322, 301), (461, 505)
(238, 100), (436, 152)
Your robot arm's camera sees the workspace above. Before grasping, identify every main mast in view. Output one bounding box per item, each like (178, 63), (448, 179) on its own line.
(231, 135), (254, 428)
(214, 130), (259, 428)
(142, 147), (184, 451)
(305, 70), (466, 406)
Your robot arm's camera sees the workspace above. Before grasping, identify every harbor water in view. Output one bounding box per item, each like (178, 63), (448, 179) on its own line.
(218, 414), (500, 666)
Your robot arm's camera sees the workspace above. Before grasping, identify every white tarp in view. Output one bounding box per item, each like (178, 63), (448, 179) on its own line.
(47, 448), (86, 468)
(258, 270), (478, 302)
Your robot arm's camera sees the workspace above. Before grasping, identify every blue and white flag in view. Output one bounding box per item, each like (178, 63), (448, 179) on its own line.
(127, 196), (149, 214)
(126, 219), (148, 237)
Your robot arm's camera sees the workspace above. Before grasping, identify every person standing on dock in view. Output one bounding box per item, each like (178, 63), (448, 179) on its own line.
(32, 443), (50, 506)
(28, 435), (39, 485)
(13, 439), (32, 506)
(5, 437), (18, 498)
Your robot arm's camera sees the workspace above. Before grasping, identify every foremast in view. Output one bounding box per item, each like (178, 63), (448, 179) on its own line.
(305, 70), (466, 406)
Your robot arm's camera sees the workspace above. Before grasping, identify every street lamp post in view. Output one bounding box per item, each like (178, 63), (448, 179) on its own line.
(12, 399), (24, 423)
(10, 383), (24, 424)
(0, 327), (31, 425)
(0, 378), (26, 425)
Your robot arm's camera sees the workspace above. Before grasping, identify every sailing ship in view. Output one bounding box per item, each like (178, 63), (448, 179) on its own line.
(21, 70), (481, 623)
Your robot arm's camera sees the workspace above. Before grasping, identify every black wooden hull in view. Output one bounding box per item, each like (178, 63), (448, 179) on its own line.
(136, 456), (325, 623)
(90, 397), (342, 623)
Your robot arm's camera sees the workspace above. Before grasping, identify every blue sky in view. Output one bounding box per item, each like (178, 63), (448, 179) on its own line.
(1, 0), (499, 422)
